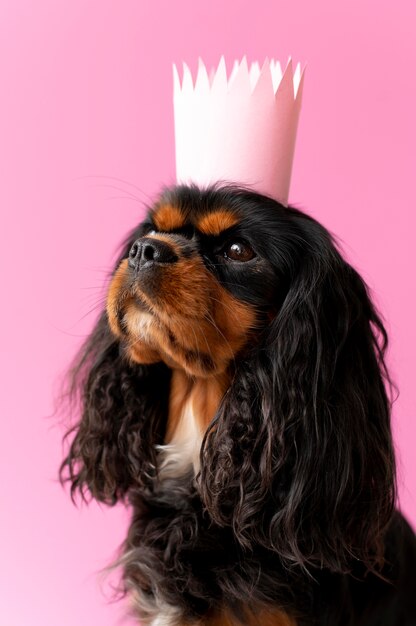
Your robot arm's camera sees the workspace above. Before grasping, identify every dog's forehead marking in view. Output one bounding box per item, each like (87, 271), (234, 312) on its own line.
(152, 204), (240, 236)
(197, 209), (240, 236)
(153, 204), (186, 231)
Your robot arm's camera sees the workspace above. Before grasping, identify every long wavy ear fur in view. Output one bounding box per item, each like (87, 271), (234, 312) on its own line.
(200, 207), (397, 577)
(59, 231), (171, 505)
(60, 313), (170, 504)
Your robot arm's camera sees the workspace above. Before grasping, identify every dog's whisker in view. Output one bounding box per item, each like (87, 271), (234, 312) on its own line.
(104, 195), (145, 204)
(202, 310), (237, 369)
(79, 285), (104, 290)
(74, 174), (153, 204)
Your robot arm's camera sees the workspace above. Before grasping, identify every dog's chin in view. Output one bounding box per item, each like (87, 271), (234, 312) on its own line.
(122, 310), (165, 365)
(120, 305), (231, 377)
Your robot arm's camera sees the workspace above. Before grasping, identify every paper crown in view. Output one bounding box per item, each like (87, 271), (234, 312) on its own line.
(173, 57), (305, 206)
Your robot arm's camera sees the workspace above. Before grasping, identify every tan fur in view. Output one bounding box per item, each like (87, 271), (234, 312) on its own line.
(200, 607), (298, 626)
(107, 259), (132, 338)
(144, 604), (297, 626)
(197, 210), (239, 236)
(153, 204), (186, 231)
(166, 369), (230, 442)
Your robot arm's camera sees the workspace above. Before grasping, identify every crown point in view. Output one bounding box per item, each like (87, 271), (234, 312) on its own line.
(249, 61), (261, 91)
(270, 60), (283, 93)
(173, 64), (181, 94)
(182, 62), (194, 93)
(293, 62), (303, 98)
(252, 58), (274, 99)
(276, 58), (295, 101)
(239, 56), (249, 77)
(229, 56), (250, 95)
(211, 56), (227, 93)
(197, 56), (206, 76)
(229, 59), (240, 85)
(294, 65), (306, 102)
(196, 59), (209, 94)
(218, 54), (226, 68)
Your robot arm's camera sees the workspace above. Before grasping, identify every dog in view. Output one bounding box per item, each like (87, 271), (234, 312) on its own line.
(61, 184), (416, 625)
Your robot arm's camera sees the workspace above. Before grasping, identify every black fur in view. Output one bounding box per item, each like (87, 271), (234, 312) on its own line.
(60, 185), (416, 625)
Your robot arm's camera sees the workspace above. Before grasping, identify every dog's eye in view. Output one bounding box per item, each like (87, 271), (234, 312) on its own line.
(223, 240), (255, 262)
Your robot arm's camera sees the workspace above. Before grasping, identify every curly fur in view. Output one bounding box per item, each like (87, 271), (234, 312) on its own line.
(61, 317), (172, 503)
(200, 224), (395, 572)
(60, 185), (416, 626)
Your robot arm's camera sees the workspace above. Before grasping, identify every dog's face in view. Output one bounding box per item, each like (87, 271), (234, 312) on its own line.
(107, 186), (287, 377)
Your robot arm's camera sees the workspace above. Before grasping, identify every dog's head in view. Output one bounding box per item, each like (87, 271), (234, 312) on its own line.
(106, 185), (277, 377)
(61, 185), (396, 576)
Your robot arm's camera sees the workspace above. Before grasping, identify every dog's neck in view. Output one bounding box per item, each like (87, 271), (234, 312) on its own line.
(158, 368), (230, 478)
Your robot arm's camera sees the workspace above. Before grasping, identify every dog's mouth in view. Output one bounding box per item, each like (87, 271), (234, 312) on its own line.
(106, 236), (258, 377)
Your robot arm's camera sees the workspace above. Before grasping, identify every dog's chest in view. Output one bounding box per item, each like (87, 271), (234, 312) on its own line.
(158, 392), (203, 477)
(157, 369), (229, 478)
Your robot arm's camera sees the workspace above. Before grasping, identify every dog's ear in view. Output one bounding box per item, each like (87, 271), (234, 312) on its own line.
(200, 210), (397, 576)
(60, 234), (171, 505)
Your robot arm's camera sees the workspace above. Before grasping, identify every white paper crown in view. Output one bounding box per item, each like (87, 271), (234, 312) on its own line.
(173, 57), (305, 206)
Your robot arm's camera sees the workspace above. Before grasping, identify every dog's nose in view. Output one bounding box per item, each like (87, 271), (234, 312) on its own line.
(128, 238), (178, 271)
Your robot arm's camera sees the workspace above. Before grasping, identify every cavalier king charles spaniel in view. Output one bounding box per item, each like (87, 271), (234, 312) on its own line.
(61, 185), (416, 626)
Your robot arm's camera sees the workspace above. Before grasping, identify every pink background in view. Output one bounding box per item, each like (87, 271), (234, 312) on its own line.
(0, 1), (415, 624)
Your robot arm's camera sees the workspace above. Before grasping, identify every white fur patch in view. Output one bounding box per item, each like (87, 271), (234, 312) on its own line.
(150, 604), (182, 626)
(129, 310), (155, 340)
(157, 397), (202, 478)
